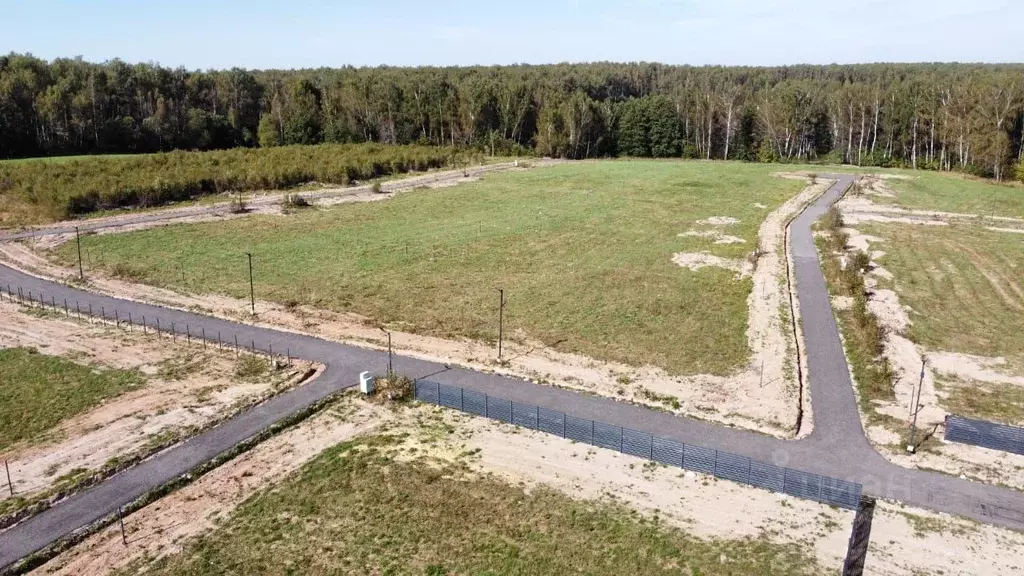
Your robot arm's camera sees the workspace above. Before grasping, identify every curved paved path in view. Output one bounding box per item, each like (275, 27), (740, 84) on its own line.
(2, 175), (1024, 569)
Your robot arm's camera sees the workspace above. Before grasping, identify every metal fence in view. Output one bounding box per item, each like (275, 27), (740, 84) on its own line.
(414, 379), (862, 510)
(0, 283), (292, 363)
(945, 414), (1024, 456)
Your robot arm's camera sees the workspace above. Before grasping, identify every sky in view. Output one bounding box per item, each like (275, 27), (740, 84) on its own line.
(4, 0), (1023, 70)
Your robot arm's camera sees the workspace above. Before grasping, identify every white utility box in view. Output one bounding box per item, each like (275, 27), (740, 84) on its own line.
(359, 371), (375, 395)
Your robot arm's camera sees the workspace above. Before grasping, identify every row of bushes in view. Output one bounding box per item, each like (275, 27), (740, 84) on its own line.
(821, 207), (896, 408)
(0, 143), (466, 222)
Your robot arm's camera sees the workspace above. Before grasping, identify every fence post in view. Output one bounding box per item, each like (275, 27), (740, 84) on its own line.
(171, 323), (175, 341)
(186, 325), (191, 345)
(142, 316), (147, 334)
(4, 459), (12, 496)
(115, 309), (119, 326)
(156, 318), (160, 333)
(435, 382), (440, 407)
(18, 287), (23, 303)
(842, 497), (877, 576)
(128, 312), (132, 331)
(460, 388), (464, 411)
(202, 327), (206, 349)
(590, 420), (595, 445)
(234, 335), (239, 357)
(64, 299), (68, 316)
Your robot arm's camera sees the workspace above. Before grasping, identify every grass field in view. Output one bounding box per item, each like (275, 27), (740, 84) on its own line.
(874, 172), (1024, 216)
(125, 435), (820, 576)
(62, 161), (805, 375)
(863, 223), (1024, 368)
(0, 347), (143, 452)
(860, 222), (1024, 423)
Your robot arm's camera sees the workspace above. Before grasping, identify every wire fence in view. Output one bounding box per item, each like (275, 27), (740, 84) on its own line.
(945, 414), (1024, 456)
(0, 283), (293, 365)
(414, 378), (863, 510)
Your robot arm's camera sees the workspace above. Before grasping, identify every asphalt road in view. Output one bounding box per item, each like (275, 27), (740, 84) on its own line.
(2, 175), (1023, 568)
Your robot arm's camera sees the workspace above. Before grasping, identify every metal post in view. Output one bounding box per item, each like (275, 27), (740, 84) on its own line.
(246, 252), (255, 315)
(64, 298), (68, 316)
(286, 348), (290, 364)
(75, 226), (84, 280)
(497, 288), (505, 360)
(186, 325), (190, 345)
(908, 358), (926, 453)
(4, 459), (12, 496)
(115, 309), (119, 326)
(202, 327), (206, 348)
(171, 323), (175, 341)
(128, 312), (132, 331)
(118, 506), (127, 546)
(143, 316), (147, 334)
(218, 331), (221, 349)
(235, 335), (239, 357)
(381, 328), (393, 375)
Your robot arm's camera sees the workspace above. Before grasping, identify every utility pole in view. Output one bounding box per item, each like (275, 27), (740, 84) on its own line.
(497, 288), (506, 360)
(907, 358), (926, 453)
(381, 328), (393, 376)
(245, 252), (255, 314)
(75, 226), (84, 280)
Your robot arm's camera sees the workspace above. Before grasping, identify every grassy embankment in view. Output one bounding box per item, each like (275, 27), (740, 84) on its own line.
(867, 223), (1024, 424)
(123, 435), (822, 576)
(60, 161), (805, 376)
(0, 143), (462, 226)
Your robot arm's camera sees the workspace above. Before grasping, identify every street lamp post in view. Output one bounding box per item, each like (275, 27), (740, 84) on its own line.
(245, 252), (255, 314)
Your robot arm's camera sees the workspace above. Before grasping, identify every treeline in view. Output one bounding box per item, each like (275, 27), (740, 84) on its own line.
(0, 144), (453, 224)
(2, 54), (1024, 178)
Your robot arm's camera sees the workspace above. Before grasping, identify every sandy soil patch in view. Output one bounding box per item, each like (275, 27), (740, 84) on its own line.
(671, 251), (752, 277)
(696, 216), (740, 226)
(678, 230), (746, 244)
(0, 300), (318, 520)
(1, 176), (829, 439)
(34, 398), (1024, 576)
(986, 226), (1024, 234)
(927, 352), (1024, 387)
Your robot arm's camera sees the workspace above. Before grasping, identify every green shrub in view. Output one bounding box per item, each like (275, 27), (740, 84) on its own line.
(0, 143), (455, 223)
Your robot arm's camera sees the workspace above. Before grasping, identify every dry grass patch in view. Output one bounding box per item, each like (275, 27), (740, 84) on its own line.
(122, 435), (821, 576)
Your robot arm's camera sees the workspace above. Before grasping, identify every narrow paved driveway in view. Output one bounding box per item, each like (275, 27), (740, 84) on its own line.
(1, 176), (1023, 569)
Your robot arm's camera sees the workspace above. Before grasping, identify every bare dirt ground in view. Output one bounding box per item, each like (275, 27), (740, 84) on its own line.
(0, 174), (829, 439)
(834, 177), (1024, 489)
(0, 299), (319, 521)
(34, 395), (1024, 576)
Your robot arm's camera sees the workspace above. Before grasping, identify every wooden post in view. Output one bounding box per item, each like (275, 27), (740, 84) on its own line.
(4, 459), (12, 496)
(842, 496), (876, 576)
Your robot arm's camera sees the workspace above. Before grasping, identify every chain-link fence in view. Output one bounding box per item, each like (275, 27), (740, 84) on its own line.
(415, 378), (862, 510)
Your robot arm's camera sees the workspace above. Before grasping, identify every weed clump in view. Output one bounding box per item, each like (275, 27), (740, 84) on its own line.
(374, 373), (414, 402)
(235, 354), (269, 379)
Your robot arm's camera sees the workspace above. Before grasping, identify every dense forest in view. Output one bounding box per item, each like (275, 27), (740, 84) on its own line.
(2, 54), (1023, 179)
